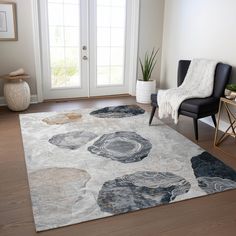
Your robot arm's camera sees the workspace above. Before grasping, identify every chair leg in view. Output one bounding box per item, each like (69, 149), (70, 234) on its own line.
(149, 106), (157, 125)
(211, 114), (217, 127)
(193, 118), (199, 140)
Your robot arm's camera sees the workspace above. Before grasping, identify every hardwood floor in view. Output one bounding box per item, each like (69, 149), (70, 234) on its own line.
(0, 96), (236, 236)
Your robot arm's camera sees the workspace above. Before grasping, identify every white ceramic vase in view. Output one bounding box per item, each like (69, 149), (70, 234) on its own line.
(224, 89), (231, 96)
(4, 80), (30, 111)
(136, 80), (156, 104)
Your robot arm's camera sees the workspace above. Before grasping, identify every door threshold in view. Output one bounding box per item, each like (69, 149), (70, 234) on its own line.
(43, 94), (132, 103)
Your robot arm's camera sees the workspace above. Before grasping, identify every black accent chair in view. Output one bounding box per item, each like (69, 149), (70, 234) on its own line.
(149, 60), (232, 140)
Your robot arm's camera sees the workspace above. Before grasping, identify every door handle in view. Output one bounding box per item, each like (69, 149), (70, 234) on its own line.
(82, 46), (87, 50)
(82, 56), (88, 60)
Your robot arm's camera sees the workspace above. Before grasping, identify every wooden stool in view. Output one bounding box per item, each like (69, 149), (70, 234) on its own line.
(0, 74), (31, 111)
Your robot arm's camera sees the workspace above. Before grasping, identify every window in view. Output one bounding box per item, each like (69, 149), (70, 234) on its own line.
(48, 0), (81, 88)
(96, 0), (126, 86)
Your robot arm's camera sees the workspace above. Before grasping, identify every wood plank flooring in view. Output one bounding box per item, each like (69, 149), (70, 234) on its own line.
(0, 96), (236, 236)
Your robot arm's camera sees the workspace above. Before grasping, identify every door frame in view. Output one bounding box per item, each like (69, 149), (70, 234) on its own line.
(31, 0), (139, 101)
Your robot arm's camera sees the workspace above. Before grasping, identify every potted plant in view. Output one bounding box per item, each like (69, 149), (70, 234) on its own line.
(225, 84), (236, 100)
(136, 48), (159, 104)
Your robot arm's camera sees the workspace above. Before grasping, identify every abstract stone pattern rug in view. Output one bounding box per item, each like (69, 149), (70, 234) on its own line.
(19, 105), (236, 232)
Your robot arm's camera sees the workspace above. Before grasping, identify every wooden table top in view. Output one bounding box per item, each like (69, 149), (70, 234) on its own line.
(0, 74), (30, 80)
(221, 97), (236, 106)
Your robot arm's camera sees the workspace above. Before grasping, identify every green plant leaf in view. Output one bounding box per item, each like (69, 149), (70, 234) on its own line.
(226, 84), (236, 91)
(139, 48), (159, 81)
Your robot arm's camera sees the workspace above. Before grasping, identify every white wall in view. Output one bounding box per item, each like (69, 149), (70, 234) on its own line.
(161, 0), (236, 89)
(161, 0), (236, 128)
(0, 0), (37, 96)
(138, 0), (164, 87)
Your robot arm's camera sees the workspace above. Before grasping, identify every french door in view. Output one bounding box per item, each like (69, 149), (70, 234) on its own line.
(40, 0), (137, 100)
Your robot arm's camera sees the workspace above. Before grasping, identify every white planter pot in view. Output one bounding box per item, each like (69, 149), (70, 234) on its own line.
(224, 89), (231, 96)
(136, 80), (156, 104)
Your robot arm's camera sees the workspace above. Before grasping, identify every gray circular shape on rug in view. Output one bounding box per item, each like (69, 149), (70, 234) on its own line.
(97, 171), (191, 214)
(197, 176), (236, 194)
(88, 131), (152, 163)
(89, 105), (145, 118)
(49, 131), (98, 150)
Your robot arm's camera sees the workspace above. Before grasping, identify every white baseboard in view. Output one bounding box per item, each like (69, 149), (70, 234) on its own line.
(0, 95), (38, 106)
(200, 117), (229, 133)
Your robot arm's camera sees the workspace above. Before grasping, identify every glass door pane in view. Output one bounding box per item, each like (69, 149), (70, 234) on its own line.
(48, 0), (81, 88)
(96, 0), (126, 86)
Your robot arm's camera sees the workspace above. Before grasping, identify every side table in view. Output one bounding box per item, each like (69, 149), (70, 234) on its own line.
(0, 74), (31, 111)
(214, 97), (236, 156)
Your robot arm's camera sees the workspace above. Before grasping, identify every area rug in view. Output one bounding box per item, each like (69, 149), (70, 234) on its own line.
(19, 105), (236, 232)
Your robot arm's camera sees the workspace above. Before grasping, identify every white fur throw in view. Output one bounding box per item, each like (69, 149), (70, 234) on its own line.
(157, 59), (218, 123)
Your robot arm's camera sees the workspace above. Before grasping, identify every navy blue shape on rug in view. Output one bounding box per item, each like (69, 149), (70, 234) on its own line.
(191, 152), (236, 194)
(97, 171), (191, 214)
(90, 105), (145, 118)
